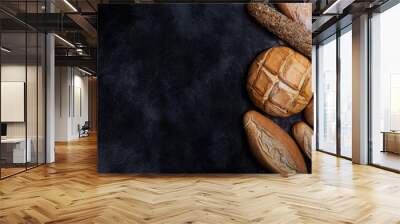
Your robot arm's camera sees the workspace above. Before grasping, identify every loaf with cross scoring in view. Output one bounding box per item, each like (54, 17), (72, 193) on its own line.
(247, 46), (312, 118)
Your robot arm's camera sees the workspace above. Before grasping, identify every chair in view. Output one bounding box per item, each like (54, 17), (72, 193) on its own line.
(78, 121), (90, 138)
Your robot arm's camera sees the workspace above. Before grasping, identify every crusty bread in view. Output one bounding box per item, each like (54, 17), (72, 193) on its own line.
(292, 121), (313, 159)
(304, 98), (314, 128)
(243, 110), (308, 176)
(277, 3), (312, 32)
(247, 46), (312, 117)
(247, 3), (312, 58)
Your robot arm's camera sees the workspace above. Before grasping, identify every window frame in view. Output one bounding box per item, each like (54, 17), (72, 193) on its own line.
(315, 24), (353, 161)
(367, 0), (400, 173)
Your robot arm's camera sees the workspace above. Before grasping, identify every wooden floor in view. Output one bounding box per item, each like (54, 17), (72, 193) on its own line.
(1, 135), (400, 223)
(1, 163), (44, 178)
(1, 167), (26, 178)
(372, 150), (400, 171)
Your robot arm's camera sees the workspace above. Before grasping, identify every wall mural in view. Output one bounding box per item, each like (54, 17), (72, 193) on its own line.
(98, 3), (313, 175)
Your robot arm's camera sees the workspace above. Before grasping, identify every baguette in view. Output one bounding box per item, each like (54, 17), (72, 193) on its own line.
(276, 3), (312, 32)
(247, 3), (312, 58)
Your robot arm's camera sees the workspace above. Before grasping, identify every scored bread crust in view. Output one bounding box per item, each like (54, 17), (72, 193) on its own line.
(247, 46), (312, 118)
(243, 110), (308, 176)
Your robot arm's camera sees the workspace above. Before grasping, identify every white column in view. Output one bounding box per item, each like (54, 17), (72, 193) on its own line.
(46, 0), (55, 163)
(46, 33), (55, 163)
(55, 67), (73, 141)
(352, 14), (369, 164)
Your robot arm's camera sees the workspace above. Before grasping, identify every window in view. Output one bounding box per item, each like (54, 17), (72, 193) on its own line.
(0, 2), (46, 179)
(370, 3), (400, 171)
(316, 25), (353, 159)
(340, 28), (352, 158)
(317, 36), (337, 154)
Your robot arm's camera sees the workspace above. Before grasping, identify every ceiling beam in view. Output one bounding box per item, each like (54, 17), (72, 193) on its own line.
(55, 55), (96, 69)
(322, 0), (356, 14)
(67, 13), (97, 46)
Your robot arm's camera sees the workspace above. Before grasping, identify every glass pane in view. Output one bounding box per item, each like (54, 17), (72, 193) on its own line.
(26, 0), (39, 170)
(38, 32), (45, 165)
(371, 4), (400, 171)
(1, 32), (27, 177)
(340, 29), (352, 158)
(27, 31), (38, 169)
(318, 37), (337, 154)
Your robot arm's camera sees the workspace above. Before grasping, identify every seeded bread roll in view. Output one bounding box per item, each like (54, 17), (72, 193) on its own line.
(247, 3), (312, 58)
(276, 3), (312, 32)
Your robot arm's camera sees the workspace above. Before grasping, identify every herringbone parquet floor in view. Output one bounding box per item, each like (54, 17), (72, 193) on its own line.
(1, 135), (400, 224)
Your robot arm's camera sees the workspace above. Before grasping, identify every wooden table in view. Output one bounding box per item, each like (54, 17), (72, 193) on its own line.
(381, 131), (400, 154)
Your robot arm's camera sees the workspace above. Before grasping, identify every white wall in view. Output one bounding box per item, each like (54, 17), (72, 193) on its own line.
(1, 64), (41, 137)
(1, 63), (46, 163)
(55, 66), (70, 141)
(72, 73), (89, 138)
(55, 66), (89, 141)
(1, 65), (27, 141)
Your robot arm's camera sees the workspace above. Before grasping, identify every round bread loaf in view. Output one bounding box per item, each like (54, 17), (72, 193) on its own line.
(247, 46), (312, 117)
(243, 110), (308, 176)
(292, 121), (313, 160)
(304, 98), (313, 128)
(276, 3), (312, 32)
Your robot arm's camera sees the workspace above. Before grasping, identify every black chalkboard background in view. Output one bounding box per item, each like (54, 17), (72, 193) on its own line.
(97, 4), (307, 173)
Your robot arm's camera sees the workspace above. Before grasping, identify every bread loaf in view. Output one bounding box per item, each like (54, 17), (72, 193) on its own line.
(247, 46), (312, 117)
(292, 121), (313, 159)
(276, 3), (312, 32)
(243, 110), (308, 176)
(247, 3), (312, 58)
(304, 98), (314, 127)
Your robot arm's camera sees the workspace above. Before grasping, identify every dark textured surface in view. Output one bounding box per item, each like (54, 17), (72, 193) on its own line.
(98, 4), (307, 173)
